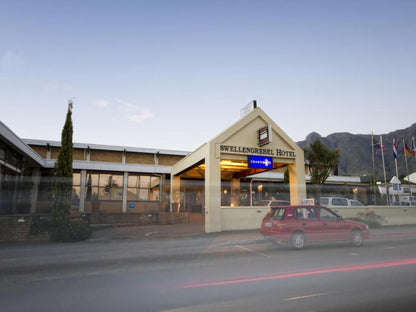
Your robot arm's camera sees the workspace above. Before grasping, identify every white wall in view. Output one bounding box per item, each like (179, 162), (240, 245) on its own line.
(221, 206), (270, 231)
(220, 205), (416, 231)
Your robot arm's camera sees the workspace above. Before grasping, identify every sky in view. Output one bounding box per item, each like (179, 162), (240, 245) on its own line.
(1, 0), (415, 152)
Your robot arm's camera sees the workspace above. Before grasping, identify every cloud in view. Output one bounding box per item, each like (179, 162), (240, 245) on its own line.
(115, 98), (154, 123)
(0, 51), (24, 70)
(94, 99), (110, 108)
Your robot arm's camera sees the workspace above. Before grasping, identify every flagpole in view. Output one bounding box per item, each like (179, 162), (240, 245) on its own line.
(404, 139), (413, 199)
(413, 137), (416, 159)
(371, 132), (377, 204)
(403, 139), (410, 182)
(380, 136), (390, 205)
(393, 139), (399, 178)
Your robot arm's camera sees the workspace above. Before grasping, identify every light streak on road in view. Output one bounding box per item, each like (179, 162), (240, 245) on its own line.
(284, 292), (329, 301)
(180, 258), (416, 288)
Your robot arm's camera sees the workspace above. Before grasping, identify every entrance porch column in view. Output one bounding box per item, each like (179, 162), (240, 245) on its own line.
(170, 175), (181, 213)
(288, 154), (307, 204)
(205, 143), (221, 233)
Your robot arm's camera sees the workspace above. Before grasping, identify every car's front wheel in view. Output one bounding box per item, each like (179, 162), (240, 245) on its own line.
(350, 229), (364, 247)
(290, 231), (305, 249)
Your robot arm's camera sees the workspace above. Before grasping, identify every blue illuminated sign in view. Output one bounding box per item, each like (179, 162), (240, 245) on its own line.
(248, 155), (273, 169)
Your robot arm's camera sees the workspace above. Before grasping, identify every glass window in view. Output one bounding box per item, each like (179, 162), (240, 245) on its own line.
(0, 142), (5, 161)
(127, 175), (160, 201)
(84, 173), (123, 201)
(72, 173), (81, 206)
(317, 208), (338, 220)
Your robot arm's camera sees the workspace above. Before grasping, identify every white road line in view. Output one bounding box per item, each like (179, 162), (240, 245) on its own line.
(144, 231), (159, 237)
(234, 245), (271, 258)
(284, 292), (329, 301)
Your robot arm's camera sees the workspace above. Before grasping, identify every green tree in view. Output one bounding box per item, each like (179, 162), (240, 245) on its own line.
(52, 101), (74, 223)
(304, 138), (340, 204)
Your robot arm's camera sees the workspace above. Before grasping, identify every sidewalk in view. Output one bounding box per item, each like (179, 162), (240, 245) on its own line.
(91, 222), (416, 244)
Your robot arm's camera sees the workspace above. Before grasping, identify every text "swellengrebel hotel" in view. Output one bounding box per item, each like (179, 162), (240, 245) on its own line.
(219, 145), (296, 158)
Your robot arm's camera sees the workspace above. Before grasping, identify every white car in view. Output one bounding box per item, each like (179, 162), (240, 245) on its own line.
(320, 197), (364, 207)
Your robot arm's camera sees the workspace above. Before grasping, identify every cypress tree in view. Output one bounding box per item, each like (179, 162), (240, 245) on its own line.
(52, 101), (74, 223)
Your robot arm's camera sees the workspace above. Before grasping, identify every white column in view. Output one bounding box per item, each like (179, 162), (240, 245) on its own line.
(289, 151), (307, 205)
(122, 172), (128, 213)
(170, 176), (181, 213)
(205, 143), (222, 233)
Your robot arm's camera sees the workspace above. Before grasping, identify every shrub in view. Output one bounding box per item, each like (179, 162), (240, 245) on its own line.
(30, 216), (52, 235)
(49, 220), (91, 242)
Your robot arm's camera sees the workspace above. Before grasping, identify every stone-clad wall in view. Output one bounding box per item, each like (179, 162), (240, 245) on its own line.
(0, 215), (32, 241)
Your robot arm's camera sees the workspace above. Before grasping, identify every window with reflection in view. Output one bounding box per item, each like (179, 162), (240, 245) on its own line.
(84, 173), (123, 201)
(72, 172), (81, 206)
(128, 175), (160, 201)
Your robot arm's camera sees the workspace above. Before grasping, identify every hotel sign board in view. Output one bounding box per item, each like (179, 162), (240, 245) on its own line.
(248, 155), (273, 169)
(219, 144), (296, 158)
(240, 100), (257, 118)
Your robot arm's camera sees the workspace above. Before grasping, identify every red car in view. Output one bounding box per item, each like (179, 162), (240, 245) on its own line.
(260, 205), (370, 249)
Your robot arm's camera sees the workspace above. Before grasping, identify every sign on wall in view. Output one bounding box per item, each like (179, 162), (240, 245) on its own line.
(248, 155), (273, 169)
(258, 125), (272, 146)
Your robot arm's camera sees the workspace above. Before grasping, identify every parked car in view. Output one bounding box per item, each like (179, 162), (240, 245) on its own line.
(260, 205), (370, 249)
(320, 197), (364, 207)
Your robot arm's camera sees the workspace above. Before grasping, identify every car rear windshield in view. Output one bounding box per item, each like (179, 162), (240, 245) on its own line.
(265, 208), (286, 220)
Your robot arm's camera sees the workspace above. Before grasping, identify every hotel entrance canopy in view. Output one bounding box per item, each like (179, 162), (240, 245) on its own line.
(171, 107), (306, 233)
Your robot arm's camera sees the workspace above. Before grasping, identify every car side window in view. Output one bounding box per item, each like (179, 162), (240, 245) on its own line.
(266, 208), (286, 220)
(294, 207), (317, 220)
(305, 208), (317, 220)
(333, 198), (348, 206)
(275, 208), (286, 220)
(294, 208), (304, 219)
(318, 208), (338, 220)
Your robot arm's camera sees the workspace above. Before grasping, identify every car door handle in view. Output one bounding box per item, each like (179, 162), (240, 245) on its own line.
(302, 223), (307, 226)
(323, 223), (327, 226)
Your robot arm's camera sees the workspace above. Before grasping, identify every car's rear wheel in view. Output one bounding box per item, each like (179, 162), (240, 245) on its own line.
(350, 229), (364, 247)
(290, 231), (305, 249)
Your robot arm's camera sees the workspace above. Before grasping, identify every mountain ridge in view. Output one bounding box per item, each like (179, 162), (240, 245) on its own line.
(297, 123), (416, 180)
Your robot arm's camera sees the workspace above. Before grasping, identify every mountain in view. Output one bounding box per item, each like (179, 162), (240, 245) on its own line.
(297, 123), (416, 180)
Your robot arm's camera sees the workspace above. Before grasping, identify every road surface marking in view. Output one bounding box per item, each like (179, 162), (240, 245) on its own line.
(144, 231), (159, 237)
(234, 245), (270, 257)
(285, 292), (329, 301)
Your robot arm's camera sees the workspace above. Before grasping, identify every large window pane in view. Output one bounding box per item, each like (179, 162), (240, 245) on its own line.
(127, 175), (160, 201)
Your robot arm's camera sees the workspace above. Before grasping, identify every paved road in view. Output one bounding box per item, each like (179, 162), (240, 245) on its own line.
(1, 225), (416, 311)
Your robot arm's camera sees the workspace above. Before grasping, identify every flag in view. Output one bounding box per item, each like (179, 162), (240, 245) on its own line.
(393, 139), (398, 159)
(404, 143), (412, 157)
(413, 137), (416, 158)
(371, 136), (383, 152)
